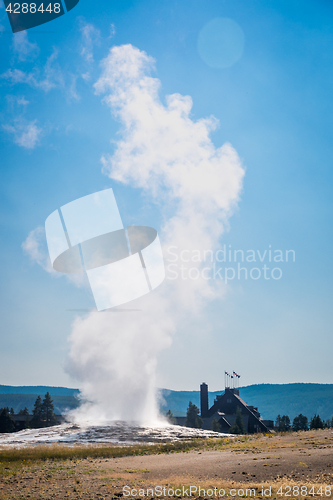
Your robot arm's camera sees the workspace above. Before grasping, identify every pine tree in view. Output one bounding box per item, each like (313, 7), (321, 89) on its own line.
(310, 414), (324, 430)
(230, 406), (246, 434)
(292, 414), (308, 431)
(42, 392), (57, 427)
(275, 414), (291, 431)
(275, 414), (282, 430)
(30, 396), (43, 428)
(18, 407), (29, 416)
(281, 415), (291, 431)
(186, 401), (203, 428)
(0, 408), (15, 433)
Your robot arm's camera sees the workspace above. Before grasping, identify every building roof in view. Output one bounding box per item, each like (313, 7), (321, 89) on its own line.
(205, 387), (269, 433)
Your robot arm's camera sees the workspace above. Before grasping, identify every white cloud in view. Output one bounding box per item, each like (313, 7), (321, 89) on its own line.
(80, 21), (100, 63)
(3, 119), (42, 149)
(12, 31), (39, 61)
(68, 74), (80, 101)
(16, 96), (29, 106)
(22, 227), (54, 273)
(1, 48), (64, 92)
(5, 94), (30, 108)
(81, 72), (90, 81)
(109, 24), (116, 39)
(65, 44), (245, 424)
(22, 226), (88, 287)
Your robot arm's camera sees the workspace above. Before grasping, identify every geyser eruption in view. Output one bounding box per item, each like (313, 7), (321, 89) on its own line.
(66, 44), (245, 424)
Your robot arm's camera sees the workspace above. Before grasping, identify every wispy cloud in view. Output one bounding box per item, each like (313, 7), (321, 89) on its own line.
(80, 21), (100, 63)
(16, 96), (29, 106)
(68, 73), (80, 101)
(5, 94), (30, 108)
(22, 227), (54, 273)
(3, 118), (42, 149)
(12, 31), (39, 61)
(109, 23), (116, 39)
(1, 48), (64, 92)
(22, 226), (88, 287)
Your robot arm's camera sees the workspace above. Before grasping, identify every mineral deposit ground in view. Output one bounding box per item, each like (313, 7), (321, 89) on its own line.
(0, 428), (332, 499)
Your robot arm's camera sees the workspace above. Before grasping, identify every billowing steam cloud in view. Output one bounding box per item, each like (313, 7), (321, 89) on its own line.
(66, 44), (244, 424)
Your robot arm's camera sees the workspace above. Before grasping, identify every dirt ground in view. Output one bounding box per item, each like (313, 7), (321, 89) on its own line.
(0, 429), (332, 499)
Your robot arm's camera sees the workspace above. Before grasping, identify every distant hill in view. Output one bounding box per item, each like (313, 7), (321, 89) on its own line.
(0, 385), (79, 396)
(1, 383), (333, 421)
(0, 386), (81, 414)
(159, 383), (333, 421)
(0, 394), (80, 414)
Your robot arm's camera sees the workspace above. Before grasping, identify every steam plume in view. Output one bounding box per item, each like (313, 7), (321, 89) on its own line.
(66, 44), (244, 424)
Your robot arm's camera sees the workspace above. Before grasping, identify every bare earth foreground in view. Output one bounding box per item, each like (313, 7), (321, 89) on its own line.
(0, 428), (332, 500)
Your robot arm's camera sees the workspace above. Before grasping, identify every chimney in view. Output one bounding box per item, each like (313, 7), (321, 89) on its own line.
(200, 382), (209, 417)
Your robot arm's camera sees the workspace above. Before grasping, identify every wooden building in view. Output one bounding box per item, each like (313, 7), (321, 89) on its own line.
(200, 382), (273, 433)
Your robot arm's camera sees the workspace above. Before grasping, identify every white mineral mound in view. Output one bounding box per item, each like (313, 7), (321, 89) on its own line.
(0, 422), (230, 447)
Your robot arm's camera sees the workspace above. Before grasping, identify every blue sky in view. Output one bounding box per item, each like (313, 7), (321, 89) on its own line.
(0, 0), (332, 391)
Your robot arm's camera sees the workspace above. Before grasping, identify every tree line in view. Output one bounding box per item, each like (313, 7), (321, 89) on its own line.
(275, 413), (333, 432)
(0, 392), (58, 433)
